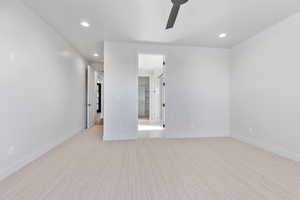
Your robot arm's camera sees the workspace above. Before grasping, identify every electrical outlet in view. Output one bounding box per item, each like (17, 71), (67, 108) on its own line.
(8, 146), (15, 155)
(248, 128), (254, 134)
(10, 52), (15, 61)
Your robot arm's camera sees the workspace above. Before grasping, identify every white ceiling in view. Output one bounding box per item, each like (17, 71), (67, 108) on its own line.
(22, 0), (300, 62)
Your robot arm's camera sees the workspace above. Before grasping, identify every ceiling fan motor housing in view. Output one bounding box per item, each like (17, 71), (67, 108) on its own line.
(172, 0), (189, 5)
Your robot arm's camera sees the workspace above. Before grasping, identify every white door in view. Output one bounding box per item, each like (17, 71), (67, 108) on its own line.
(86, 65), (96, 128)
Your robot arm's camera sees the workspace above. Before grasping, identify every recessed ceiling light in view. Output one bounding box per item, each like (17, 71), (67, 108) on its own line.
(80, 21), (90, 28)
(93, 53), (99, 57)
(219, 33), (227, 38)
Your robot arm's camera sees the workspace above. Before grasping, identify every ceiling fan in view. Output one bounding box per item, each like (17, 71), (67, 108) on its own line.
(166, 0), (189, 29)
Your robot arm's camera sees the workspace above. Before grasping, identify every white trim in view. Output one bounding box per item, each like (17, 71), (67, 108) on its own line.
(103, 135), (137, 141)
(232, 135), (300, 162)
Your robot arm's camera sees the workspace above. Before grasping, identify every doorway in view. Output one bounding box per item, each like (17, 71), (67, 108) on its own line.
(137, 54), (166, 137)
(86, 64), (104, 129)
(138, 76), (150, 120)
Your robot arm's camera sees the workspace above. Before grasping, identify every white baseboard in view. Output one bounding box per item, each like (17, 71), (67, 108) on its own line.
(232, 134), (300, 162)
(164, 131), (230, 139)
(0, 128), (84, 182)
(103, 136), (137, 141)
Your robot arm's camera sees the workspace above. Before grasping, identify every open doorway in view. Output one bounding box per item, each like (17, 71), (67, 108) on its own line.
(137, 54), (166, 137)
(86, 64), (104, 130)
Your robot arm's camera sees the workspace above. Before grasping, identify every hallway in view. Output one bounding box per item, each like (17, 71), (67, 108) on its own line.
(1, 127), (300, 200)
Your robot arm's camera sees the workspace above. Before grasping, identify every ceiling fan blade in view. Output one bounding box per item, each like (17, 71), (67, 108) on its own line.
(166, 4), (181, 29)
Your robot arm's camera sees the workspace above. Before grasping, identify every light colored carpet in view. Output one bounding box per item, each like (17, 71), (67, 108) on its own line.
(1, 126), (300, 200)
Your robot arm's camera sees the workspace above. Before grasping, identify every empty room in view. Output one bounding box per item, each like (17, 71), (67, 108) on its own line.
(1, 0), (300, 199)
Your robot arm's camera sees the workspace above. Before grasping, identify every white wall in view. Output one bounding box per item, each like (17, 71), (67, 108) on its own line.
(0, 0), (86, 180)
(231, 12), (300, 161)
(104, 42), (230, 140)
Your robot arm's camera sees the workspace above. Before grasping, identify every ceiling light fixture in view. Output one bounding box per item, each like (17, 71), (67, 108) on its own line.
(219, 33), (227, 38)
(80, 21), (90, 28)
(93, 53), (99, 57)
